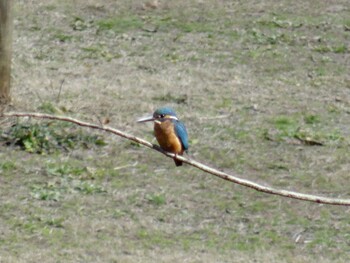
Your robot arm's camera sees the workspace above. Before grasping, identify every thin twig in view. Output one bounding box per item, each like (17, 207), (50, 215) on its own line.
(2, 111), (350, 206)
(56, 79), (65, 103)
(114, 161), (138, 170)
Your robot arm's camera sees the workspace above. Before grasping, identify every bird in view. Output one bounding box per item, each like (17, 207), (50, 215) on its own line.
(137, 107), (189, 166)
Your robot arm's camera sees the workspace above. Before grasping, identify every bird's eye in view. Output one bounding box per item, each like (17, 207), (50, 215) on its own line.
(159, 114), (165, 118)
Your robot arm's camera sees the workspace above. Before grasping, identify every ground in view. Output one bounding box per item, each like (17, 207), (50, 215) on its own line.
(1, 0), (350, 262)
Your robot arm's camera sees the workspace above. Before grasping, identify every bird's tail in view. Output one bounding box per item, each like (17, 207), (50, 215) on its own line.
(174, 159), (183, 166)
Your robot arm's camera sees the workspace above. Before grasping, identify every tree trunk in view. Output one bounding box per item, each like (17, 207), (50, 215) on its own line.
(0, 0), (13, 109)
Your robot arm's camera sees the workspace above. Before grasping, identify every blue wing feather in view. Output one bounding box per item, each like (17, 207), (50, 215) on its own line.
(174, 120), (189, 151)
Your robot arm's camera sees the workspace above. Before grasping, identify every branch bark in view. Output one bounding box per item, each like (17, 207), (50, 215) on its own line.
(2, 112), (350, 206)
(0, 0), (13, 107)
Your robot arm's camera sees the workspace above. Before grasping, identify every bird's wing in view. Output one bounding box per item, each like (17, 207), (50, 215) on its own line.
(174, 120), (189, 151)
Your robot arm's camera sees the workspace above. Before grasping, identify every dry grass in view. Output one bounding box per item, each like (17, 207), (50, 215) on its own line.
(1, 0), (350, 262)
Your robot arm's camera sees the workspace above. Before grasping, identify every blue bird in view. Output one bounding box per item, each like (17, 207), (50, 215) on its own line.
(137, 107), (189, 166)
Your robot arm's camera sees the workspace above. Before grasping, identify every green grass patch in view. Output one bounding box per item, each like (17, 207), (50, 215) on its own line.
(246, 28), (295, 46)
(31, 184), (62, 201)
(0, 122), (106, 154)
(31, 162), (106, 201)
(46, 163), (85, 177)
(0, 161), (17, 172)
(71, 16), (90, 31)
(263, 115), (346, 145)
(303, 114), (320, 125)
(96, 16), (143, 33)
(274, 116), (297, 131)
(80, 44), (120, 61)
(38, 102), (59, 114)
(74, 182), (106, 195)
(53, 32), (73, 43)
(146, 193), (166, 206)
(150, 13), (221, 33)
(257, 19), (288, 28)
(313, 44), (348, 54)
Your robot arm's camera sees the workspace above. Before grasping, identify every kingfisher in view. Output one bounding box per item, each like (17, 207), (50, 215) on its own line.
(137, 107), (189, 166)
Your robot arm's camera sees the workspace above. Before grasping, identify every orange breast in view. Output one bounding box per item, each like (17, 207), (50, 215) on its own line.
(154, 120), (183, 155)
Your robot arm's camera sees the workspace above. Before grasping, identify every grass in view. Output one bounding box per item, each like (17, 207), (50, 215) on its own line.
(2, 0), (350, 262)
(0, 121), (106, 154)
(96, 16), (143, 33)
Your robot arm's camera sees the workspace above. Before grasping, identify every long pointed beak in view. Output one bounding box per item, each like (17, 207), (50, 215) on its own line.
(136, 115), (154, 123)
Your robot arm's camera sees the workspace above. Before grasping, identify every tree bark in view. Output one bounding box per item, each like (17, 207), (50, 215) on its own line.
(0, 0), (13, 109)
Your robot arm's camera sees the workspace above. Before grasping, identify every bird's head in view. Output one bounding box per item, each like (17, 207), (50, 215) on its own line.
(137, 107), (178, 123)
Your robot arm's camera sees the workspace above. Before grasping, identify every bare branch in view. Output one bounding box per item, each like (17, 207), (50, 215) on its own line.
(2, 111), (350, 206)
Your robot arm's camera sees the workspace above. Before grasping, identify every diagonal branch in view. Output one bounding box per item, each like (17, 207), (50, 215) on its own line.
(2, 111), (350, 206)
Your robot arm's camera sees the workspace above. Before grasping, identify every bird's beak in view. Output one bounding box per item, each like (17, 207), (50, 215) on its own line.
(136, 115), (154, 123)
